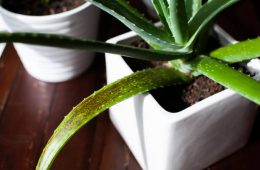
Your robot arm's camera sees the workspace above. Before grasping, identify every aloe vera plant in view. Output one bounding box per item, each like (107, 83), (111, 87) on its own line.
(0, 0), (259, 169)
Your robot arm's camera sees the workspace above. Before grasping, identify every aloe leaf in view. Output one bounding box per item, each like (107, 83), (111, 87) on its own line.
(169, 0), (189, 44)
(0, 32), (192, 61)
(89, 0), (181, 50)
(190, 55), (260, 104)
(36, 67), (191, 170)
(169, 20), (212, 77)
(185, 0), (201, 20)
(151, 0), (171, 34)
(186, 0), (238, 48)
(210, 37), (260, 63)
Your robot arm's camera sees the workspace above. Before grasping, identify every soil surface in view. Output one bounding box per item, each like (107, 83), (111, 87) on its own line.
(124, 57), (225, 112)
(1, 0), (85, 15)
(181, 76), (224, 105)
(125, 37), (225, 112)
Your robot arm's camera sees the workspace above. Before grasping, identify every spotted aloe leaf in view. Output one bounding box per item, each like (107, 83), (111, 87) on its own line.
(210, 37), (260, 63)
(169, 0), (189, 44)
(185, 0), (201, 20)
(89, 0), (181, 50)
(186, 0), (238, 48)
(36, 67), (191, 170)
(190, 55), (260, 105)
(0, 32), (192, 61)
(151, 0), (171, 34)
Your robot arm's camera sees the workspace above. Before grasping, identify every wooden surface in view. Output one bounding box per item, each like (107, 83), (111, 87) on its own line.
(0, 0), (259, 169)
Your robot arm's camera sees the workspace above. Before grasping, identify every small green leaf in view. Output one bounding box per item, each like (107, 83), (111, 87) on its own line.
(36, 67), (191, 170)
(190, 55), (260, 105)
(210, 37), (260, 63)
(0, 32), (192, 61)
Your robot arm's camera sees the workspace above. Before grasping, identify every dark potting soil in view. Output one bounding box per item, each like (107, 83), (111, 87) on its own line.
(124, 37), (225, 112)
(1, 0), (85, 15)
(124, 57), (225, 112)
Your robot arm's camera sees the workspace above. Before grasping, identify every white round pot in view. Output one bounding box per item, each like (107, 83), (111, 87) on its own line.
(0, 2), (100, 82)
(105, 27), (258, 170)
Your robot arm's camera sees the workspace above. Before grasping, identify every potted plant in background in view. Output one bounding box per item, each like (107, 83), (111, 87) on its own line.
(0, 0), (100, 82)
(0, 0), (259, 170)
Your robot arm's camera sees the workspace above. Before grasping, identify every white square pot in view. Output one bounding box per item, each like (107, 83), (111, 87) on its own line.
(105, 26), (258, 170)
(0, 2), (100, 82)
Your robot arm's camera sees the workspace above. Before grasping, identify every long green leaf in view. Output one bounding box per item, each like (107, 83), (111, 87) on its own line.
(185, 0), (201, 21)
(89, 0), (181, 50)
(186, 0), (238, 48)
(190, 55), (260, 104)
(210, 37), (260, 63)
(36, 67), (191, 170)
(0, 32), (192, 61)
(169, 0), (189, 44)
(151, 0), (171, 34)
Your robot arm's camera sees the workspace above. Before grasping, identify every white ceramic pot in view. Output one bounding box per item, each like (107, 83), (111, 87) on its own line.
(0, 2), (100, 82)
(105, 26), (258, 170)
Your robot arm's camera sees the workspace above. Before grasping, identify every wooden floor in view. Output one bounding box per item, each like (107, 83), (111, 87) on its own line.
(0, 0), (259, 169)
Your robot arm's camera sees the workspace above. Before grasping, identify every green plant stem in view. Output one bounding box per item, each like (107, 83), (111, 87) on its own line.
(36, 67), (191, 170)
